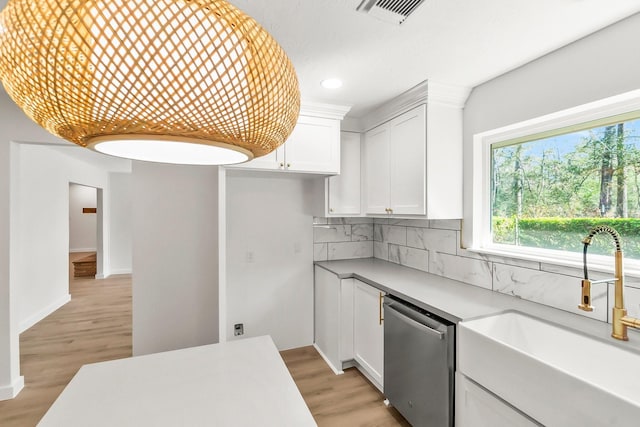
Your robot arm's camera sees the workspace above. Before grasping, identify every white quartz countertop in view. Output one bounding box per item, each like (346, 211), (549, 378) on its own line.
(38, 336), (316, 427)
(315, 258), (640, 353)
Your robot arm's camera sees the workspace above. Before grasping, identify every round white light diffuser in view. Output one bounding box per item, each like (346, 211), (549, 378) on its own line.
(0, 0), (300, 165)
(321, 78), (343, 89)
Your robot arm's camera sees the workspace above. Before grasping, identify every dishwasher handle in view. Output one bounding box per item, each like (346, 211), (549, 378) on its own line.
(384, 303), (445, 340)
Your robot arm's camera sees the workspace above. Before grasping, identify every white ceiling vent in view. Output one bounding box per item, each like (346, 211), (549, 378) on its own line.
(356, 0), (427, 25)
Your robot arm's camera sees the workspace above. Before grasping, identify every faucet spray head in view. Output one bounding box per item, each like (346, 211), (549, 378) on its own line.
(578, 278), (594, 312)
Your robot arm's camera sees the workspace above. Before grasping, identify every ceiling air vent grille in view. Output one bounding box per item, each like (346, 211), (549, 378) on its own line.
(356, 0), (427, 25)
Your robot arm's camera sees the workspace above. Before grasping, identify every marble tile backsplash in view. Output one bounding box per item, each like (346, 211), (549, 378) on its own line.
(315, 216), (639, 325)
(313, 217), (374, 261)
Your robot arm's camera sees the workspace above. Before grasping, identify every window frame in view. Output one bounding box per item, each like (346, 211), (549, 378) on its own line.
(471, 89), (640, 277)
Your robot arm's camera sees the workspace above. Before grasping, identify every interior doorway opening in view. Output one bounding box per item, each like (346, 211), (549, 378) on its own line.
(68, 183), (102, 286)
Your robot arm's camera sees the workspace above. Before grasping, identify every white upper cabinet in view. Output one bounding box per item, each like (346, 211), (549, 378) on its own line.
(362, 80), (470, 219)
(326, 131), (362, 216)
(285, 115), (340, 173)
(365, 105), (426, 215)
(389, 105), (427, 215)
(229, 103), (351, 174)
(363, 125), (390, 215)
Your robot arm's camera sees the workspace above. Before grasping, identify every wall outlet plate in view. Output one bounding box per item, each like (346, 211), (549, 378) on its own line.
(234, 323), (244, 336)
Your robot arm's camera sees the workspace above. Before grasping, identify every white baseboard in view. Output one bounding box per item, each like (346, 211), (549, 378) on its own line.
(20, 294), (71, 333)
(95, 268), (132, 279)
(69, 248), (97, 253)
(313, 343), (344, 375)
(353, 357), (383, 392)
(0, 376), (24, 401)
(108, 268), (132, 276)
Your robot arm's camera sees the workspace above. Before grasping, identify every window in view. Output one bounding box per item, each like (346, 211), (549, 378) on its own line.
(472, 90), (640, 274)
(491, 117), (640, 261)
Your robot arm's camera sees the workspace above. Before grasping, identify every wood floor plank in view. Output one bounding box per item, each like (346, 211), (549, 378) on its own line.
(0, 253), (132, 427)
(0, 253), (408, 426)
(280, 346), (410, 427)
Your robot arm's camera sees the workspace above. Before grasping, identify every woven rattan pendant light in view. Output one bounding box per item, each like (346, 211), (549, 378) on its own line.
(0, 0), (300, 165)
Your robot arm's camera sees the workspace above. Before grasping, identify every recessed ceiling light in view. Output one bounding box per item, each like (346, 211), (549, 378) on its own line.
(321, 78), (343, 89)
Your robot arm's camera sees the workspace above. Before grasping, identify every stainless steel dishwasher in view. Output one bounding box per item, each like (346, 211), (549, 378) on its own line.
(383, 295), (455, 427)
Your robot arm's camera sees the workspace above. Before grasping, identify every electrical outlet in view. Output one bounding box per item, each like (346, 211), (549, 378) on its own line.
(234, 323), (244, 336)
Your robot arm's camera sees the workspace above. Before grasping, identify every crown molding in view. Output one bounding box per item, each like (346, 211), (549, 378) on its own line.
(300, 101), (352, 120)
(361, 80), (471, 131)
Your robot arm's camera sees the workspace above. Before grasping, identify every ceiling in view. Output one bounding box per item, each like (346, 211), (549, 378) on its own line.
(1, 0), (640, 123)
(228, 0), (640, 118)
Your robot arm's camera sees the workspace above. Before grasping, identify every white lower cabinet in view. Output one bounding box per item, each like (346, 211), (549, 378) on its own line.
(353, 279), (385, 390)
(455, 373), (541, 427)
(313, 267), (384, 390)
(313, 266), (353, 373)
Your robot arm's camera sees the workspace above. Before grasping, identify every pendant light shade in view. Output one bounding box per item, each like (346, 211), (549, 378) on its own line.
(0, 0), (300, 165)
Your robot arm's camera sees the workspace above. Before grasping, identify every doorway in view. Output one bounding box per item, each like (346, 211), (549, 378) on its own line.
(68, 183), (101, 285)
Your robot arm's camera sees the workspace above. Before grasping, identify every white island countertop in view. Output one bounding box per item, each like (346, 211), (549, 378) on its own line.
(38, 336), (316, 427)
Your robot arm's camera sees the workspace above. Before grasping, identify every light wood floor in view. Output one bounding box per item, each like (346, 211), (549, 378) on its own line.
(0, 254), (408, 426)
(0, 253), (132, 427)
(281, 347), (410, 427)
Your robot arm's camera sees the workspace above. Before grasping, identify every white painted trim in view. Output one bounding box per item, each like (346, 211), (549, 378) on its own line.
(353, 359), (383, 392)
(0, 375), (24, 401)
(427, 80), (473, 108)
(313, 343), (344, 375)
(361, 80), (471, 131)
(69, 248), (97, 253)
(19, 294), (71, 333)
(474, 88), (640, 147)
(105, 269), (132, 276)
(300, 101), (352, 120)
(218, 167), (227, 344)
(470, 88), (640, 275)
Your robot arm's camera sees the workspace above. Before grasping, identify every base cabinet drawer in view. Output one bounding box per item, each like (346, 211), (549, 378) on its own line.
(455, 373), (541, 427)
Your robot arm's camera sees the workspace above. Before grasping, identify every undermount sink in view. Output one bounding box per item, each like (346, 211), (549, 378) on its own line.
(458, 310), (640, 426)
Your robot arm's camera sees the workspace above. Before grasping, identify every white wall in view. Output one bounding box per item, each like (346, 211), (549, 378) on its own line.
(463, 12), (640, 246)
(108, 173), (132, 275)
(132, 161), (220, 356)
(69, 183), (97, 252)
(14, 144), (131, 332)
(0, 88), (133, 400)
(226, 172), (321, 350)
(0, 142), (22, 400)
(0, 89), (64, 399)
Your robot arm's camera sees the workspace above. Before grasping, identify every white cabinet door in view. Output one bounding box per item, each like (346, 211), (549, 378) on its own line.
(353, 279), (384, 389)
(327, 131), (361, 215)
(455, 373), (541, 427)
(364, 125), (390, 215)
(285, 115), (340, 173)
(314, 266), (355, 373)
(389, 105), (426, 215)
(361, 102), (464, 218)
(314, 266), (342, 373)
(227, 115), (340, 174)
(363, 105), (426, 216)
(339, 278), (354, 362)
(239, 147), (284, 170)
